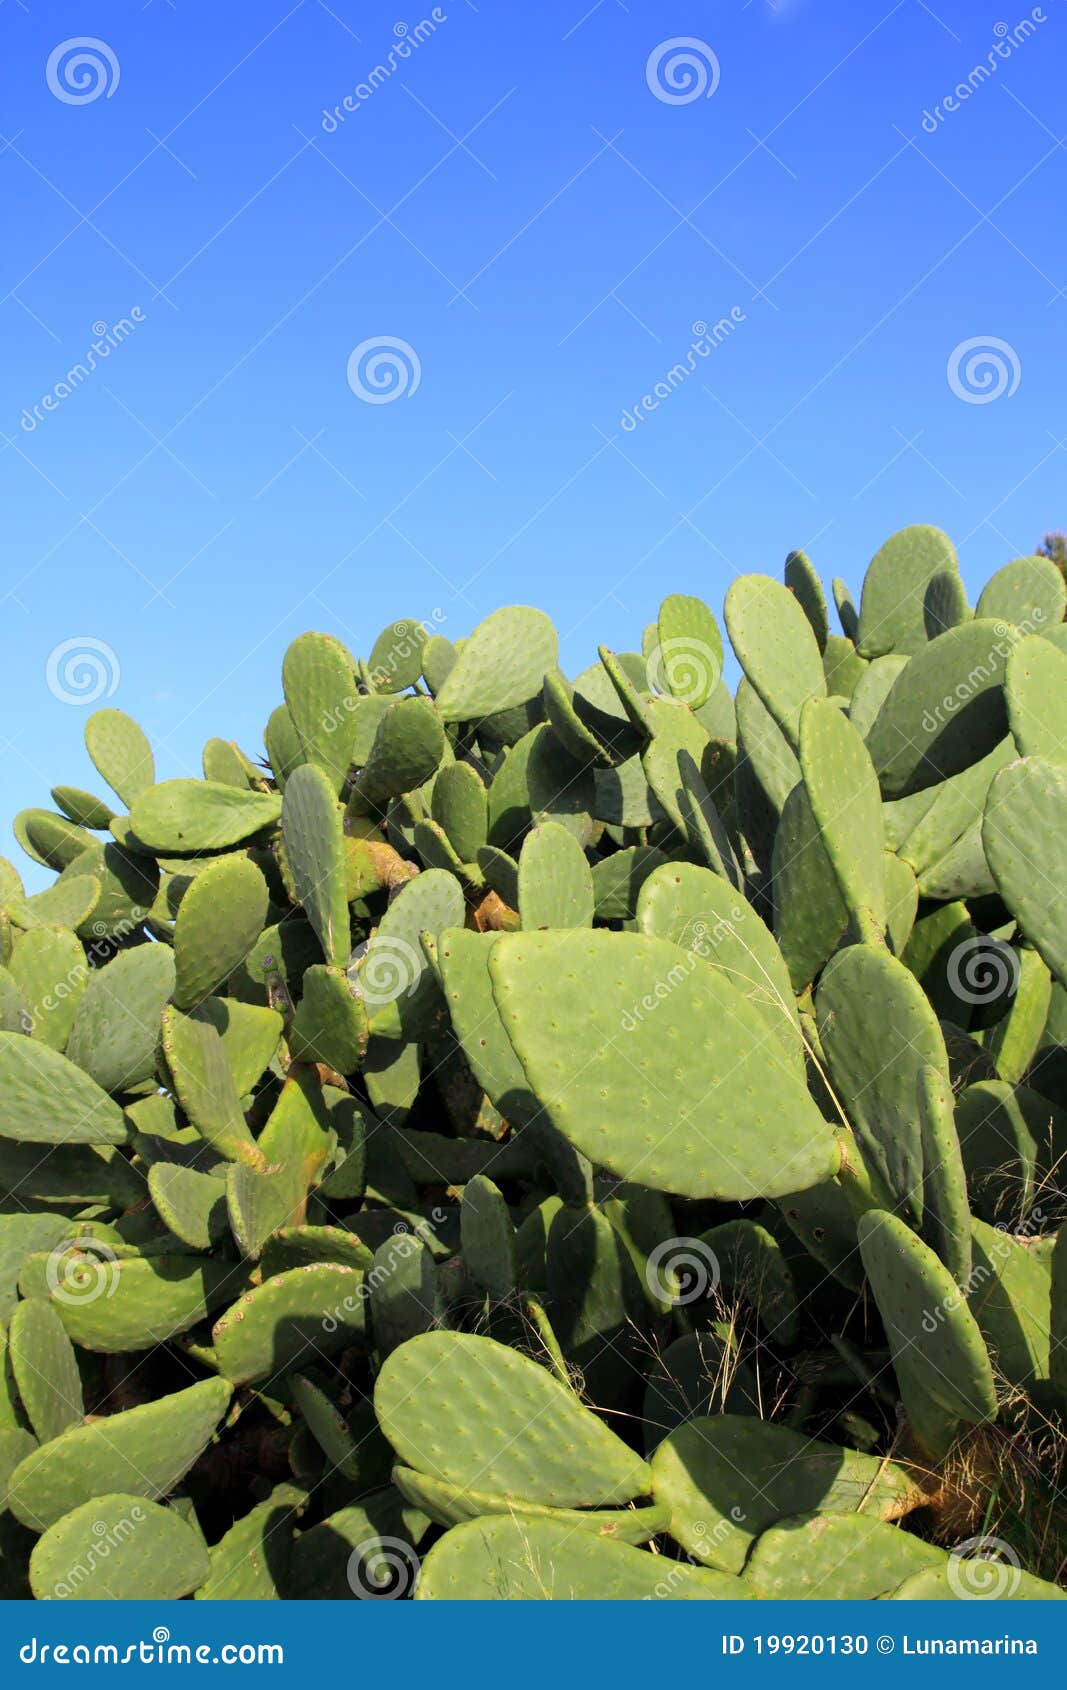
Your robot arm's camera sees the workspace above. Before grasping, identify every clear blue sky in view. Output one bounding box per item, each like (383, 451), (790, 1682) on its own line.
(3, 0), (1065, 882)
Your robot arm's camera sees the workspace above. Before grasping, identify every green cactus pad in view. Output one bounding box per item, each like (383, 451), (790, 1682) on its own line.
(197, 997), (283, 1094)
(51, 783), (114, 829)
(817, 945), (948, 1216)
(393, 1466), (669, 1543)
(284, 1488), (428, 1599)
(648, 593), (724, 707)
(784, 550), (829, 652)
(64, 943), (175, 1095)
(368, 616), (430, 692)
(635, 862), (801, 1072)
(867, 620), (1019, 797)
(771, 783), (848, 993)
(799, 697), (886, 937)
(84, 709), (155, 807)
(8, 1299), (83, 1445)
(148, 1163), (228, 1250)
(162, 1006), (261, 1165)
(856, 524), (960, 657)
(355, 697), (446, 808)
(7, 1377), (231, 1531)
(8, 874), (100, 935)
(415, 1514), (747, 1600)
(280, 763), (349, 968)
(129, 780), (281, 853)
(47, 1253), (239, 1353)
(212, 1262), (367, 1384)
(650, 1416), (922, 1573)
(858, 1209), (997, 1457)
(431, 761), (488, 861)
(747, 1511), (944, 1599)
(172, 854), (268, 1008)
(196, 1483), (307, 1599)
(29, 1493), (210, 1600)
(1005, 634), (1067, 760)
(517, 822), (594, 930)
(368, 1234), (439, 1355)
(7, 926), (87, 1049)
(460, 1175), (517, 1300)
(889, 1560), (1066, 1600)
(489, 929), (839, 1199)
(724, 574), (826, 747)
(354, 869), (463, 1040)
(486, 724), (595, 852)
(967, 1217), (1051, 1392)
(917, 1064), (972, 1287)
(289, 963), (369, 1072)
(983, 946), (1052, 1085)
(984, 755), (1067, 985)
(433, 607), (558, 723)
(976, 552), (1067, 629)
(375, 1330), (651, 1506)
(281, 631), (358, 794)
(0, 1034), (127, 1144)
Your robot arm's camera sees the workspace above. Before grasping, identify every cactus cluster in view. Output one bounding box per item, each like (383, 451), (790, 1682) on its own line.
(1, 527), (1066, 1600)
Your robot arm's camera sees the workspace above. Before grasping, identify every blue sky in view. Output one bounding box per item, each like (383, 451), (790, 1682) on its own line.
(3, 0), (1065, 882)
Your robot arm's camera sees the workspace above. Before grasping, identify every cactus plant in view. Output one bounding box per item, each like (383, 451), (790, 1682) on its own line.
(0, 545), (1062, 1600)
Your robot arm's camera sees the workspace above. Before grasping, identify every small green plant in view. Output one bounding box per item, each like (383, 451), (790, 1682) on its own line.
(1, 530), (1065, 1600)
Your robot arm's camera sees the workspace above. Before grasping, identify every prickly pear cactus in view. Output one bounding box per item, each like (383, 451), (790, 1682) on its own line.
(0, 544), (1063, 1601)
